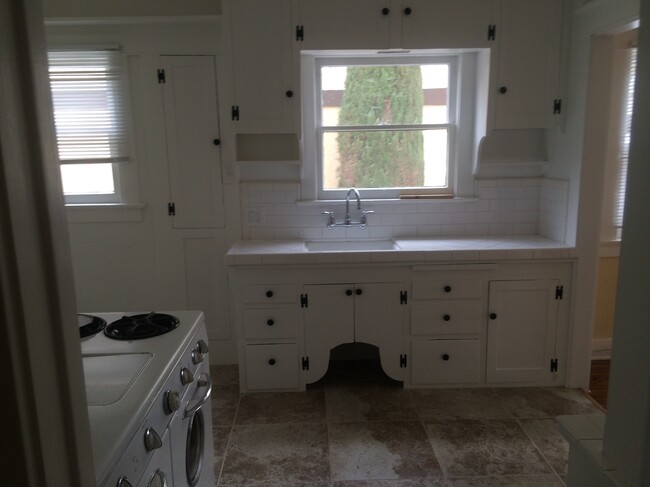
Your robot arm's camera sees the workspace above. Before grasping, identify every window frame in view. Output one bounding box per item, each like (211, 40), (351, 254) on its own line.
(48, 46), (132, 205)
(302, 50), (473, 201)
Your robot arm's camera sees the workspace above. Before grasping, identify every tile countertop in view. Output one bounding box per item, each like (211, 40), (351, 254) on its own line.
(226, 235), (577, 266)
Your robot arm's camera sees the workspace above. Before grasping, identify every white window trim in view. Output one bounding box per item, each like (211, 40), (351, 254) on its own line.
(301, 49), (479, 202)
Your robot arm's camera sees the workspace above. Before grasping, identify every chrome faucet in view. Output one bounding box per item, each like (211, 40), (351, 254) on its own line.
(321, 188), (374, 229)
(345, 188), (362, 225)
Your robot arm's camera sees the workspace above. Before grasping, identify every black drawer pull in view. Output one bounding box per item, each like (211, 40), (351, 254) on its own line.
(268, 358), (276, 366)
(499, 86), (508, 94)
(443, 314), (451, 321)
(404, 7), (412, 15)
(442, 353), (450, 361)
(286, 90), (294, 98)
(266, 319), (274, 326)
(346, 289), (353, 296)
(382, 7), (390, 15)
(266, 290), (274, 298)
(356, 288), (363, 296)
(443, 285), (452, 293)
(489, 313), (497, 320)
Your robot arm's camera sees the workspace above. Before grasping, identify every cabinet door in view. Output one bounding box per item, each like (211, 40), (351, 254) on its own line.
(227, 0), (297, 133)
(486, 280), (559, 383)
(355, 282), (406, 381)
(400, 0), (496, 48)
(303, 284), (355, 384)
(161, 56), (224, 229)
(297, 0), (393, 49)
(494, 0), (563, 128)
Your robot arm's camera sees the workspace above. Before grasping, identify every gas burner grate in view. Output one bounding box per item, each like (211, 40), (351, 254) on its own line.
(78, 314), (107, 338)
(104, 312), (180, 340)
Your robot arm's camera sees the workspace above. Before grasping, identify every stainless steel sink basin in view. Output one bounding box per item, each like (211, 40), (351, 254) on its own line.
(305, 239), (399, 252)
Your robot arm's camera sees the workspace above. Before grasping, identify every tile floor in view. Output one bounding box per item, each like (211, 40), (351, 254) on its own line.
(210, 361), (603, 487)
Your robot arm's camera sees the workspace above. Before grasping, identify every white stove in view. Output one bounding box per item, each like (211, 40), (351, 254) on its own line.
(80, 311), (215, 487)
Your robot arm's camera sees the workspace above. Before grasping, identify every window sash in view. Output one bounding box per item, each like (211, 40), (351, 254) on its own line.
(48, 48), (129, 165)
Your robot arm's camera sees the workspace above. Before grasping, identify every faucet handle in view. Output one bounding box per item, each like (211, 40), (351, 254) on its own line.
(361, 209), (375, 215)
(321, 210), (334, 215)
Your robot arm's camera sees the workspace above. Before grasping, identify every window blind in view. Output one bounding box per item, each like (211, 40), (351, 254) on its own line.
(614, 47), (637, 230)
(48, 49), (130, 164)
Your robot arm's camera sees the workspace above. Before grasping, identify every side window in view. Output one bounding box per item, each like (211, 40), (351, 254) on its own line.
(48, 49), (130, 204)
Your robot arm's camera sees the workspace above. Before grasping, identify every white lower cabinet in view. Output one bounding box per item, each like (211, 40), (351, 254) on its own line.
(411, 339), (480, 385)
(244, 343), (300, 390)
(229, 261), (572, 391)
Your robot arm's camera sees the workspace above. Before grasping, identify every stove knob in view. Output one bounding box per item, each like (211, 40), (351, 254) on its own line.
(180, 367), (194, 385)
(191, 349), (204, 365)
(144, 427), (163, 451)
(197, 339), (209, 354)
(163, 390), (181, 414)
(117, 477), (133, 487)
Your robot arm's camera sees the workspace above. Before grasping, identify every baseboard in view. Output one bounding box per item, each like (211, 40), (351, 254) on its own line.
(592, 338), (612, 360)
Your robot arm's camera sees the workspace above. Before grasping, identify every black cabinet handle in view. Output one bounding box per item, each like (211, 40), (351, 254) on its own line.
(489, 313), (497, 320)
(266, 319), (274, 326)
(266, 290), (274, 298)
(346, 289), (353, 296)
(382, 7), (390, 15)
(443, 314), (451, 321)
(285, 90), (294, 98)
(499, 86), (508, 94)
(356, 288), (363, 296)
(443, 285), (452, 293)
(404, 7), (412, 15)
(213, 138), (221, 146)
(442, 353), (450, 361)
(268, 358), (276, 366)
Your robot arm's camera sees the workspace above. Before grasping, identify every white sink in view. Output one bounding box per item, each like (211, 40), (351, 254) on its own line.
(305, 239), (399, 252)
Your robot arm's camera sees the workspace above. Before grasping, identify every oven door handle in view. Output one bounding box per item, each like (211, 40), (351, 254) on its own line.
(183, 372), (212, 419)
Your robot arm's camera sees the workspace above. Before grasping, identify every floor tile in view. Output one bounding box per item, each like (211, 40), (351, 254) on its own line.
(235, 390), (326, 424)
(219, 423), (330, 485)
(448, 475), (565, 486)
(410, 389), (513, 421)
(425, 419), (552, 477)
(326, 383), (419, 422)
(334, 480), (450, 486)
(325, 359), (395, 386)
(212, 425), (231, 457)
(329, 421), (443, 481)
(493, 388), (601, 419)
(518, 418), (569, 475)
(212, 383), (240, 426)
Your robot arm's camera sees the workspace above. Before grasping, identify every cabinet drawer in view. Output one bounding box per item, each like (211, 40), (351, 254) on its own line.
(411, 339), (480, 385)
(241, 283), (297, 304)
(243, 308), (298, 339)
(412, 279), (482, 300)
(244, 343), (300, 390)
(411, 300), (483, 335)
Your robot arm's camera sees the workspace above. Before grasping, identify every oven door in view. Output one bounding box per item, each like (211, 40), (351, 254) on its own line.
(170, 365), (215, 487)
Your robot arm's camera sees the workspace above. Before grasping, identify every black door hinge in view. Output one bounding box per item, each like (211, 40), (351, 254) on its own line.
(553, 99), (562, 114)
(555, 285), (564, 300)
(400, 290), (408, 305)
(488, 24), (496, 41)
(550, 358), (558, 373)
(231, 105), (240, 121)
(296, 25), (304, 41)
(300, 294), (308, 308)
(302, 356), (309, 370)
(168, 202), (175, 216)
(400, 354), (407, 368)
(157, 69), (166, 84)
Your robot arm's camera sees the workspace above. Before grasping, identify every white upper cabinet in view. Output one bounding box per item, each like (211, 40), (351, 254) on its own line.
(399, 0), (497, 48)
(160, 56), (224, 229)
(295, 0), (496, 50)
(295, 0), (394, 49)
(225, 0), (298, 134)
(493, 0), (564, 129)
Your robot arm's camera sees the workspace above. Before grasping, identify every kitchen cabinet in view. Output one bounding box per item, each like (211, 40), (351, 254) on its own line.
(303, 282), (406, 384)
(224, 0), (298, 134)
(295, 0), (496, 50)
(486, 279), (562, 383)
(409, 277), (486, 385)
(492, 0), (564, 129)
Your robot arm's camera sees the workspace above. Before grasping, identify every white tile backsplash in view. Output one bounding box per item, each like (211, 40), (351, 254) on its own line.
(240, 178), (569, 242)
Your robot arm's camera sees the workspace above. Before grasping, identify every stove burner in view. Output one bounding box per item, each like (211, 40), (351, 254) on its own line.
(104, 312), (180, 340)
(78, 314), (107, 338)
